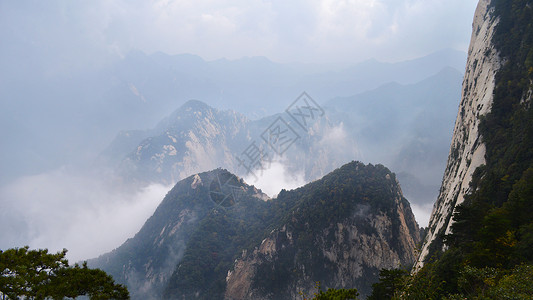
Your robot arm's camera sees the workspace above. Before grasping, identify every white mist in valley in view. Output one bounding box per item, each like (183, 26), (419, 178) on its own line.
(244, 160), (306, 198)
(410, 203), (433, 228)
(0, 168), (171, 262)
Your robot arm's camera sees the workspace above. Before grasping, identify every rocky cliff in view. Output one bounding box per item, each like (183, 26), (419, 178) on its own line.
(91, 162), (421, 299)
(415, 0), (502, 268)
(224, 162), (421, 299)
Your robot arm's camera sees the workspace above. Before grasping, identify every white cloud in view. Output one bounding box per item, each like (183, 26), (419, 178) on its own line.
(244, 160), (306, 198)
(319, 122), (348, 146)
(410, 202), (433, 227)
(0, 168), (171, 262)
(318, 122), (360, 160)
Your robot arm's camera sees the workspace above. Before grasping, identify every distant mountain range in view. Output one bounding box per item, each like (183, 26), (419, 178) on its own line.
(100, 66), (463, 209)
(0, 49), (465, 186)
(90, 162), (421, 299)
(0, 48), (465, 262)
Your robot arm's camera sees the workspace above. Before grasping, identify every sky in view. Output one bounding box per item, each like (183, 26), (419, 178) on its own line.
(0, 0), (479, 260)
(1, 0), (478, 65)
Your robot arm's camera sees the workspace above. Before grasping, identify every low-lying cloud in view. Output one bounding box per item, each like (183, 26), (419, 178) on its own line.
(244, 160), (306, 198)
(0, 167), (170, 262)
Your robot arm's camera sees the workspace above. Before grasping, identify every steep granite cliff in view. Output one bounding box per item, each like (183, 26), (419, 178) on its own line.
(415, 0), (501, 268)
(224, 162), (421, 299)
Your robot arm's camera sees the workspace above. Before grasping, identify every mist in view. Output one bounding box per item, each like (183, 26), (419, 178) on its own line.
(0, 167), (170, 262)
(0, 0), (479, 262)
(244, 160), (306, 198)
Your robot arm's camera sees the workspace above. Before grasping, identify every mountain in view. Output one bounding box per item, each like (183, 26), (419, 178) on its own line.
(0, 49), (465, 186)
(104, 67), (462, 210)
(116, 100), (250, 185)
(90, 162), (421, 299)
(415, 0), (518, 267)
(101, 97), (355, 186)
(301, 49), (466, 104)
(89, 169), (269, 299)
(223, 162), (421, 299)
(145, 49), (467, 116)
(400, 0), (533, 297)
(327, 67), (463, 206)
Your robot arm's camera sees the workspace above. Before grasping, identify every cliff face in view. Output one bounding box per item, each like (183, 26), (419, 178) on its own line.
(224, 163), (421, 299)
(415, 0), (501, 268)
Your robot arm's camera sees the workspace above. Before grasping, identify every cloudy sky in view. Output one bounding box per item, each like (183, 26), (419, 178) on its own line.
(1, 0), (478, 65)
(0, 0), (479, 260)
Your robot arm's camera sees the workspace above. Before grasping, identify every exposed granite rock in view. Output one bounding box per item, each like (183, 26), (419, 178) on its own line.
(414, 0), (501, 269)
(225, 164), (421, 299)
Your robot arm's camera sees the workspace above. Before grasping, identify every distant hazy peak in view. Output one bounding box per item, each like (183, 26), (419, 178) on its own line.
(180, 99), (213, 111)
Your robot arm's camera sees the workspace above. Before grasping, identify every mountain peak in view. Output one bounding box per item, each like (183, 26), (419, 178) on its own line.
(180, 99), (213, 111)
(153, 99), (216, 132)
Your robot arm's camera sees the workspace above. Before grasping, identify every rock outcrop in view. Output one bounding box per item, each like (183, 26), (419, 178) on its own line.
(118, 100), (250, 185)
(224, 162), (421, 299)
(415, 0), (501, 268)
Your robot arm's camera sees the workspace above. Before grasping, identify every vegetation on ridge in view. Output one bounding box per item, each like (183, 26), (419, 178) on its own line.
(160, 162), (418, 299)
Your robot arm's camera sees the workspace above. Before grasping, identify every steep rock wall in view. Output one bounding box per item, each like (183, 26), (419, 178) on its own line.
(415, 0), (501, 268)
(225, 167), (421, 299)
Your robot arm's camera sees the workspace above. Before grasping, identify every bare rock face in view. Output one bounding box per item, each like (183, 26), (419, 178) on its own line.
(118, 100), (250, 185)
(225, 163), (421, 299)
(414, 0), (501, 269)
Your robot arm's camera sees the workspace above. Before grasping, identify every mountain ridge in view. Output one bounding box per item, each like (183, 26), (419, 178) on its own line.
(90, 161), (421, 299)
(89, 168), (269, 299)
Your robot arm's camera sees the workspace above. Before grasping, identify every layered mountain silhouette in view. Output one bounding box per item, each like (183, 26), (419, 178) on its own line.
(100, 67), (462, 209)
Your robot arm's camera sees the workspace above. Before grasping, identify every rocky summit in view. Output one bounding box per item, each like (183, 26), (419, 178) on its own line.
(90, 162), (421, 299)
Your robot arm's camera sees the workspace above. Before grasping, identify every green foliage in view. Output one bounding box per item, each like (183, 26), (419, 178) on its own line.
(376, 263), (533, 299)
(489, 264), (533, 299)
(443, 264), (533, 300)
(301, 283), (359, 300)
(0, 246), (128, 299)
(311, 287), (359, 300)
(367, 268), (408, 300)
(395, 249), (465, 299)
